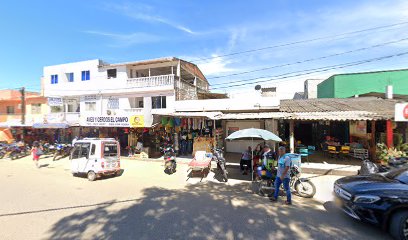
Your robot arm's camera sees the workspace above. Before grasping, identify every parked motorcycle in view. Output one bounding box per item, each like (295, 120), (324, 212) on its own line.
(257, 165), (316, 198)
(359, 157), (408, 175)
(161, 145), (176, 174)
(53, 143), (72, 161)
(212, 148), (228, 182)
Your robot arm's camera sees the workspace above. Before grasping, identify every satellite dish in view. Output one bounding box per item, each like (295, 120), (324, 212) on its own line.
(255, 85), (261, 91)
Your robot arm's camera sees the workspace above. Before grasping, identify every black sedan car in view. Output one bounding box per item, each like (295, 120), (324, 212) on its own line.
(334, 167), (408, 240)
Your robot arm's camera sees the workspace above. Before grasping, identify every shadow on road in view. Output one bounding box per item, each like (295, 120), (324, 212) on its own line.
(44, 182), (388, 240)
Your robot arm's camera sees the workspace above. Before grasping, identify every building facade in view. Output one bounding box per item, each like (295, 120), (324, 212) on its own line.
(317, 69), (408, 98)
(42, 57), (209, 128)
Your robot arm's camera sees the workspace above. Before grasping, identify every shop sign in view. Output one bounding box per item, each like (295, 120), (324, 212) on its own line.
(79, 114), (144, 127)
(228, 127), (239, 135)
(129, 115), (144, 128)
(395, 103), (408, 122)
(48, 97), (63, 106)
(349, 121), (367, 136)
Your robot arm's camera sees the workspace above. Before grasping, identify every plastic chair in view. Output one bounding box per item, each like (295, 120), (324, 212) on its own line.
(340, 146), (350, 159)
(327, 146), (339, 158)
(307, 145), (316, 154)
(299, 148), (309, 164)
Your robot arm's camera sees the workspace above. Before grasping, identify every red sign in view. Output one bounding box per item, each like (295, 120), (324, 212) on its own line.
(404, 105), (408, 119)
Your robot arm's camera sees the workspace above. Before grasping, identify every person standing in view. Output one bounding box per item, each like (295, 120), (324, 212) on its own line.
(31, 141), (41, 168)
(240, 146), (252, 175)
(270, 146), (292, 205)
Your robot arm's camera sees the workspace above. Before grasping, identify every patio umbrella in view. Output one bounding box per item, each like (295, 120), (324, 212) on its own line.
(226, 128), (282, 181)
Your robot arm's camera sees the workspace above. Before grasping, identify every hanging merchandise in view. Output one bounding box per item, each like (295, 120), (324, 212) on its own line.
(174, 118), (181, 126)
(188, 118), (191, 129)
(168, 118), (175, 128)
(161, 117), (168, 126)
(175, 126), (181, 133)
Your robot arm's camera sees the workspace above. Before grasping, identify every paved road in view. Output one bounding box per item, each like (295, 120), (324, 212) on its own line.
(0, 155), (390, 240)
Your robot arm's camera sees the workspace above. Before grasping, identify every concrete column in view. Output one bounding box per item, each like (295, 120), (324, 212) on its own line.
(289, 120), (295, 153)
(148, 68), (151, 77)
(371, 121), (376, 161)
(386, 120), (393, 147)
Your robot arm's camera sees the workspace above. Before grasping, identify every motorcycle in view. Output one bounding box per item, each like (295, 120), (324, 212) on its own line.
(161, 145), (176, 174)
(212, 148), (228, 182)
(53, 143), (72, 161)
(257, 165), (316, 198)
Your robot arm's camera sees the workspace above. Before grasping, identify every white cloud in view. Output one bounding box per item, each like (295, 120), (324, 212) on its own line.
(105, 2), (196, 35)
(196, 55), (236, 76)
(83, 30), (160, 47)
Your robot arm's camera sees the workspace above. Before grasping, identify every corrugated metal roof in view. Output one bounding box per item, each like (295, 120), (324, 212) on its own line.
(285, 111), (388, 121)
(281, 97), (396, 114)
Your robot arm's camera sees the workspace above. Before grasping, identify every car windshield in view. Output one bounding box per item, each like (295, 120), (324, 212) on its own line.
(385, 168), (408, 183)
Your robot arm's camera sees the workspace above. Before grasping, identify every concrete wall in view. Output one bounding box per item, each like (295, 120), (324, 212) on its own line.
(225, 120), (263, 153)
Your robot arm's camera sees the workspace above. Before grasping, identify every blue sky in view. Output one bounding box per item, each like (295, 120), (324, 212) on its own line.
(1, 0), (408, 98)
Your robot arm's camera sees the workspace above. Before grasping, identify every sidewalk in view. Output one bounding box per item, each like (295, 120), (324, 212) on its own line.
(123, 156), (359, 176)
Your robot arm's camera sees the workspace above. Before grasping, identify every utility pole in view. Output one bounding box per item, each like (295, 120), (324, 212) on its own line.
(20, 87), (26, 142)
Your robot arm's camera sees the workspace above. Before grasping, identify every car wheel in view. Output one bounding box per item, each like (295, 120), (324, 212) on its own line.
(87, 171), (97, 181)
(390, 210), (408, 240)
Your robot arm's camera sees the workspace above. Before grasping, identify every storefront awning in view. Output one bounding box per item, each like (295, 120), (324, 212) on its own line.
(154, 111), (223, 120)
(32, 123), (70, 129)
(216, 112), (288, 120)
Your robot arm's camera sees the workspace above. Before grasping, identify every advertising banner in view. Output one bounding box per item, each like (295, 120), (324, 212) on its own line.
(395, 103), (408, 122)
(80, 114), (145, 128)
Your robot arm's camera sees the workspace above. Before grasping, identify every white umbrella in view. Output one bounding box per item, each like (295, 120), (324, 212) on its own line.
(226, 128), (282, 181)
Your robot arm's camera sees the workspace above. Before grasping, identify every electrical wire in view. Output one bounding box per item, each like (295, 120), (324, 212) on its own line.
(208, 36), (408, 82)
(189, 20), (408, 63)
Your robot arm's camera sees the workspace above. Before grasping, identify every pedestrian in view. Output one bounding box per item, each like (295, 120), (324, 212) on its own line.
(240, 146), (252, 175)
(31, 141), (42, 168)
(270, 146), (292, 205)
(72, 136), (78, 146)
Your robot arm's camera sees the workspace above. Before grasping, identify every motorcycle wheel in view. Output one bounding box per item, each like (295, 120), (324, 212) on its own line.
(294, 180), (316, 198)
(220, 165), (228, 182)
(0, 153), (4, 159)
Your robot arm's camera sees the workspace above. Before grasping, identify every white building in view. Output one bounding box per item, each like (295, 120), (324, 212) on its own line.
(304, 79), (324, 99)
(42, 57), (209, 128)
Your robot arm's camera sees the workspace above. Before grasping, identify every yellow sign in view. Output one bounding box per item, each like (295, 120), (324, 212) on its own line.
(130, 115), (144, 128)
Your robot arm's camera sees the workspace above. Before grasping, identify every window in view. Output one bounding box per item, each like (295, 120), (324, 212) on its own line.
(81, 70), (90, 81)
(51, 74), (58, 84)
(71, 143), (91, 160)
(66, 72), (74, 82)
(85, 102), (96, 112)
(107, 69), (117, 78)
(129, 97), (144, 108)
(152, 96), (166, 109)
(6, 106), (14, 114)
(91, 144), (96, 155)
(50, 106), (62, 113)
(104, 143), (118, 157)
(31, 103), (42, 114)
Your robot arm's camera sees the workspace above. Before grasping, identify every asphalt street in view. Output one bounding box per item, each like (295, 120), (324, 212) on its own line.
(0, 155), (391, 240)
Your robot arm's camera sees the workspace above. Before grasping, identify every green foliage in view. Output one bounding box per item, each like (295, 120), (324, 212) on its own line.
(376, 143), (408, 163)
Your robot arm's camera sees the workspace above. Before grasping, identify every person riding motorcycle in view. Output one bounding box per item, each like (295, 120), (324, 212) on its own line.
(257, 145), (277, 179)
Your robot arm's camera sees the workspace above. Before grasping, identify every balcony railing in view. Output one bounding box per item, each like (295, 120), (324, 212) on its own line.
(127, 74), (175, 88)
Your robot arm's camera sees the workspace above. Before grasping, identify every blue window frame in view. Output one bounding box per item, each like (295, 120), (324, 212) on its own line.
(51, 74), (58, 84)
(67, 72), (74, 82)
(81, 70), (90, 81)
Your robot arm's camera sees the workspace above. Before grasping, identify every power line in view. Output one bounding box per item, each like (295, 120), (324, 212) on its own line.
(189, 20), (408, 63)
(208, 36), (408, 82)
(210, 51), (408, 90)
